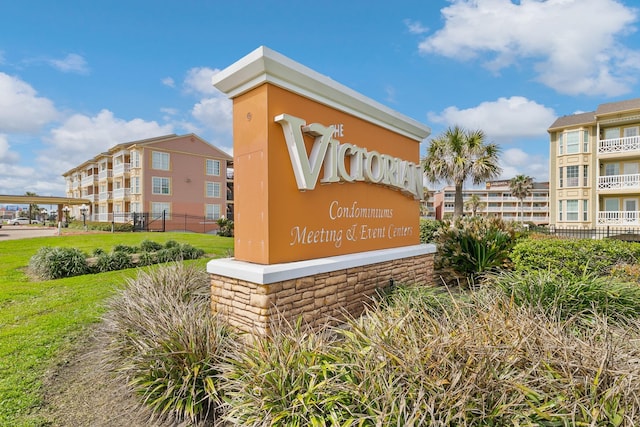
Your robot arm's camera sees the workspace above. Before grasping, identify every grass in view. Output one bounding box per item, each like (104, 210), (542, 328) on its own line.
(0, 231), (233, 427)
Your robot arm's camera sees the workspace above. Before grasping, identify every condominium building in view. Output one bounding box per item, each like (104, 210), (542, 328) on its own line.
(62, 134), (233, 232)
(429, 180), (550, 224)
(548, 98), (640, 228)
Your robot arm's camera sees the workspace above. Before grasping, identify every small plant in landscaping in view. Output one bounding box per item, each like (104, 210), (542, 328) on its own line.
(140, 239), (163, 252)
(216, 216), (234, 237)
(94, 251), (134, 273)
(28, 246), (91, 280)
(435, 215), (516, 284)
(112, 244), (138, 254)
(102, 264), (234, 424)
(419, 218), (443, 243)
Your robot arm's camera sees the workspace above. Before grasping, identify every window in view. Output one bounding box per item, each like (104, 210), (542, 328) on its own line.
(566, 200), (579, 221)
(624, 126), (639, 137)
(566, 131), (579, 154)
(130, 202), (140, 213)
(206, 159), (221, 176)
(152, 177), (170, 195)
(624, 162), (639, 175)
(583, 200), (588, 221)
(566, 166), (579, 187)
(605, 163), (619, 176)
(152, 151), (170, 170)
(206, 204), (221, 220)
(604, 198), (618, 211)
(583, 130), (589, 152)
(559, 167), (563, 188)
(130, 177), (140, 194)
(151, 202), (171, 219)
(206, 181), (221, 198)
(131, 151), (140, 168)
(557, 133), (563, 155)
(583, 165), (588, 186)
(604, 127), (619, 140)
(558, 201), (563, 221)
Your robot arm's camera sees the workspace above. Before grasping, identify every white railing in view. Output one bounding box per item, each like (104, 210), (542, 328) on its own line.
(113, 163), (131, 176)
(81, 175), (96, 187)
(98, 169), (113, 180)
(598, 210), (640, 226)
(598, 173), (640, 190)
(112, 188), (131, 199)
(98, 191), (112, 201)
(598, 135), (640, 155)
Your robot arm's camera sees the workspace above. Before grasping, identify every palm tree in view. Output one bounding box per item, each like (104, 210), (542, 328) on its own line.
(464, 194), (483, 216)
(423, 126), (501, 217)
(509, 174), (533, 222)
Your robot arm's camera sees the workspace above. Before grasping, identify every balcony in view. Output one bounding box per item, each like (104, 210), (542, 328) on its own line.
(598, 135), (640, 156)
(98, 191), (112, 201)
(113, 163), (131, 176)
(98, 169), (113, 180)
(112, 188), (131, 199)
(598, 211), (640, 226)
(81, 175), (97, 187)
(598, 173), (640, 191)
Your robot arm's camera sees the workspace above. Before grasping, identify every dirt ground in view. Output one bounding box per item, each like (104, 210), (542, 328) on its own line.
(39, 325), (182, 427)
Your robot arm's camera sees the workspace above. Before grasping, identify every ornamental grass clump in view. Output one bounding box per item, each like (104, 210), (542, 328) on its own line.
(102, 264), (234, 425)
(28, 246), (90, 280)
(491, 269), (640, 324)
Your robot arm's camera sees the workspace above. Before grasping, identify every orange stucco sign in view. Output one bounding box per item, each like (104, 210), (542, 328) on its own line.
(213, 47), (430, 265)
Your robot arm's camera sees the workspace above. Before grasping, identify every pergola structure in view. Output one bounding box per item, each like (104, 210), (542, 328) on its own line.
(0, 195), (91, 222)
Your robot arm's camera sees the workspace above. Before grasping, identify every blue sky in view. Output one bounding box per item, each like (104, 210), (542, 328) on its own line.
(2, 0), (640, 196)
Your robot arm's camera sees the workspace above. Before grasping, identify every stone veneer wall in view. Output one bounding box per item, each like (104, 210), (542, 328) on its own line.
(210, 252), (434, 335)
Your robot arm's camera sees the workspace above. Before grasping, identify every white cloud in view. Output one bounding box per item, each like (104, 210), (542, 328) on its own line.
(500, 147), (548, 181)
(162, 77), (175, 87)
(182, 67), (233, 135)
(184, 67), (222, 95)
(0, 134), (20, 164)
(427, 96), (556, 141)
(0, 73), (59, 133)
(418, 0), (640, 96)
(404, 19), (428, 35)
(42, 109), (173, 173)
(49, 53), (90, 74)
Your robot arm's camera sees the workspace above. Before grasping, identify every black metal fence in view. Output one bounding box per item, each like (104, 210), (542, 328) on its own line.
(106, 211), (223, 234)
(531, 225), (640, 241)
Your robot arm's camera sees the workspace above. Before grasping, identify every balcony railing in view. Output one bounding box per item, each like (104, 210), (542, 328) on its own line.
(598, 173), (640, 190)
(598, 210), (640, 226)
(81, 175), (97, 187)
(113, 163), (131, 176)
(112, 188), (131, 199)
(98, 191), (112, 201)
(598, 135), (640, 155)
(98, 169), (113, 180)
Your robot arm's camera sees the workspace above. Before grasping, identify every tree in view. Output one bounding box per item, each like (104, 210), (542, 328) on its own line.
(509, 174), (533, 222)
(25, 191), (39, 223)
(423, 126), (501, 217)
(465, 194), (483, 216)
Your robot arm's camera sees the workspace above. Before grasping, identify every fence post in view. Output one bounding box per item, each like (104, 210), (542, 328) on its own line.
(162, 210), (166, 232)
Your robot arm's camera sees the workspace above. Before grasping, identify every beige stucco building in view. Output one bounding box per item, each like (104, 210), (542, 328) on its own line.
(62, 134), (233, 232)
(548, 98), (640, 229)
(428, 180), (550, 224)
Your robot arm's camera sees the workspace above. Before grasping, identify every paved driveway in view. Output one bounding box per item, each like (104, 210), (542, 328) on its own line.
(0, 225), (60, 241)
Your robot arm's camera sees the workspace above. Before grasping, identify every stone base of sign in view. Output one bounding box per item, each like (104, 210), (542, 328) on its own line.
(207, 244), (436, 335)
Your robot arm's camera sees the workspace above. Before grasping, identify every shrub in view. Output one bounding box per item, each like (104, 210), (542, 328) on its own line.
(164, 240), (179, 248)
(220, 320), (351, 426)
(435, 216), (516, 284)
(28, 246), (90, 280)
(492, 269), (640, 323)
(155, 244), (204, 263)
(140, 239), (163, 253)
(94, 251), (134, 273)
(112, 244), (138, 254)
(419, 218), (443, 243)
(102, 264), (233, 424)
(216, 217), (234, 237)
(137, 251), (157, 267)
(511, 237), (640, 279)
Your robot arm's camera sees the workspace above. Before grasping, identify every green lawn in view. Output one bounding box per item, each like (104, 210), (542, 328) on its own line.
(0, 231), (233, 426)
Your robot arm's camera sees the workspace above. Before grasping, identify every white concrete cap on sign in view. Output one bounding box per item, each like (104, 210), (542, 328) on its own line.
(211, 46), (431, 142)
(207, 244), (436, 285)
